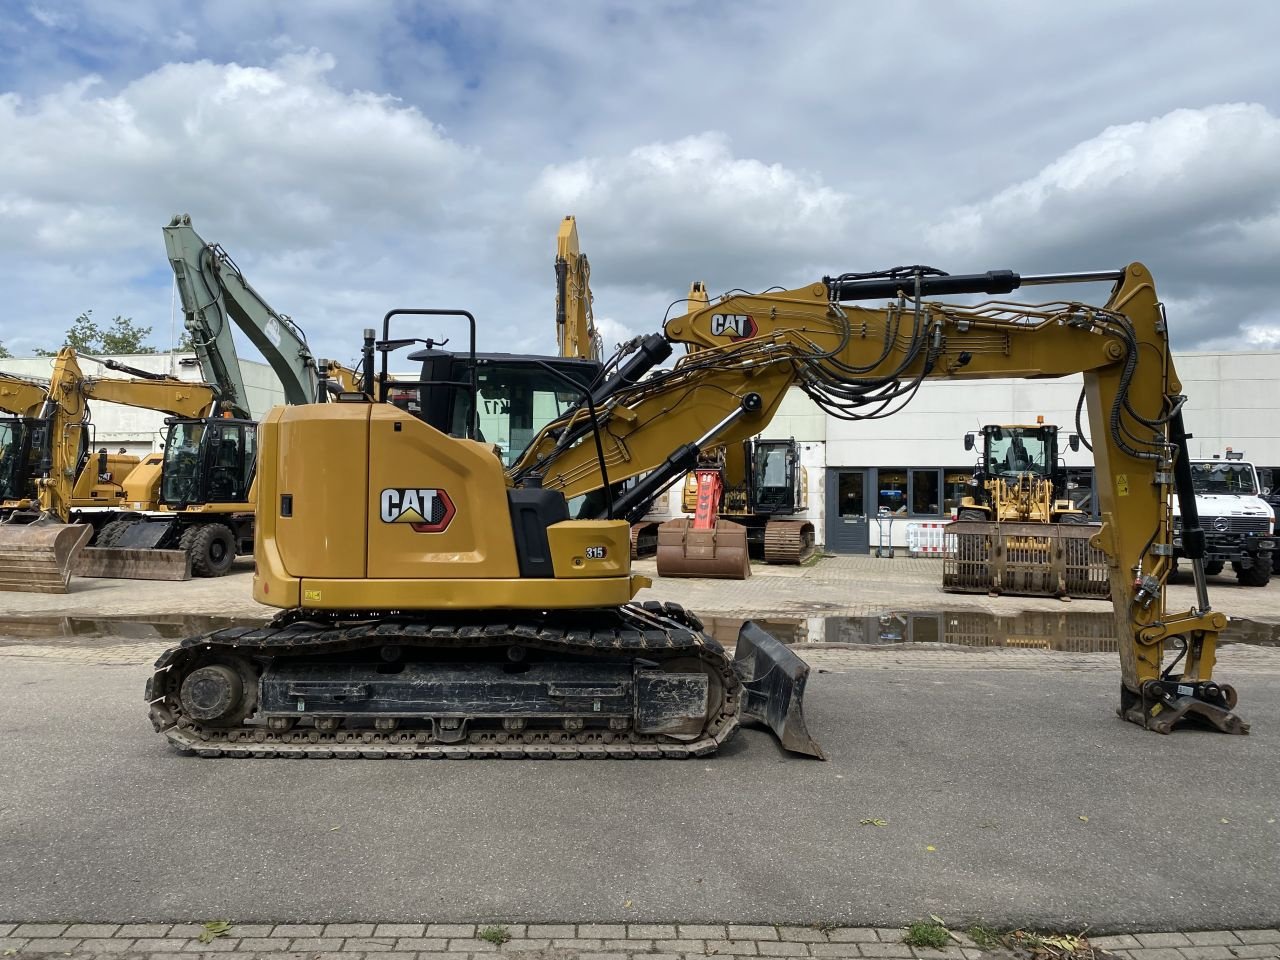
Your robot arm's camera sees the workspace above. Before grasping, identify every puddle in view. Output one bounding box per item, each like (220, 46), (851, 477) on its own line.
(0, 614), (259, 646)
(0, 610), (1276, 654)
(701, 611), (1280, 653)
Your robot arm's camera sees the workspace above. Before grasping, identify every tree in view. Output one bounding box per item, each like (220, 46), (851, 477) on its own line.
(0, 340), (11, 358)
(36, 310), (158, 356)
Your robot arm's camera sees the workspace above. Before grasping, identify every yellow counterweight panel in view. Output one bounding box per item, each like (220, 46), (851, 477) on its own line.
(265, 404), (369, 580)
(547, 520), (633, 579)
(366, 404), (521, 580)
(120, 455), (163, 509)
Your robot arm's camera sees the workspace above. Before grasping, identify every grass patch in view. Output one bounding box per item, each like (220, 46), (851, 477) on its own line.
(813, 920), (839, 935)
(902, 921), (950, 950)
(477, 925), (511, 945)
(966, 925), (1002, 949)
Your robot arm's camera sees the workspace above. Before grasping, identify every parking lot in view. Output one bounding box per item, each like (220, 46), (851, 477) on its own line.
(2, 553), (1278, 940)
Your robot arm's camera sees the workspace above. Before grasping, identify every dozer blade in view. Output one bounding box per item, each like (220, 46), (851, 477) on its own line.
(0, 522), (93, 593)
(655, 518), (750, 579)
(734, 621), (825, 759)
(75, 547), (192, 581)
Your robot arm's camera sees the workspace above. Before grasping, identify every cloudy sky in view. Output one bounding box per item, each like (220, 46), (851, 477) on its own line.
(0, 1), (1277, 368)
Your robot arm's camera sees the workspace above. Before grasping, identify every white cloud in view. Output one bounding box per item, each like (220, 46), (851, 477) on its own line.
(529, 133), (852, 290)
(0, 50), (470, 256)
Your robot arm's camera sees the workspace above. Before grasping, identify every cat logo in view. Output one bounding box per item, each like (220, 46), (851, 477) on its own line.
(710, 313), (757, 339)
(379, 487), (456, 533)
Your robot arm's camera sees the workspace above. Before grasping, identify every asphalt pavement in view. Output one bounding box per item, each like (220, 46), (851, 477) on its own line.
(2, 657), (1277, 932)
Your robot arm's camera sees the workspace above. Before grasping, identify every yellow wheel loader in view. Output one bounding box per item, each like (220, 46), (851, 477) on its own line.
(944, 421), (1108, 599)
(148, 257), (1245, 760)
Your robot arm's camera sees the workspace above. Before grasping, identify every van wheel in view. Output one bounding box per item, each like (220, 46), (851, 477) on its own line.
(181, 523), (236, 578)
(93, 519), (133, 548)
(1203, 560), (1224, 575)
(957, 508), (987, 522)
(1234, 559), (1271, 587)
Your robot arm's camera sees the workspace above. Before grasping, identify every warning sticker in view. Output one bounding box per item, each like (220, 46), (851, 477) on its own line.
(304, 589), (322, 602)
(1116, 474), (1130, 497)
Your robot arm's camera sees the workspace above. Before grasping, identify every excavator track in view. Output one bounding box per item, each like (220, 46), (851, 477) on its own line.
(763, 520), (816, 565)
(146, 601), (742, 759)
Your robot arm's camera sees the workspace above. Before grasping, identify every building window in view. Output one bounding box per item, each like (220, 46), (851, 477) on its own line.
(877, 469), (908, 513)
(910, 469), (941, 516)
(943, 470), (971, 514)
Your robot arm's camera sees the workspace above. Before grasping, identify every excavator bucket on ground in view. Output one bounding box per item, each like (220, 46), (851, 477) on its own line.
(0, 522), (93, 593)
(944, 519), (1109, 599)
(74, 546), (192, 581)
(734, 621), (825, 759)
(655, 517), (750, 579)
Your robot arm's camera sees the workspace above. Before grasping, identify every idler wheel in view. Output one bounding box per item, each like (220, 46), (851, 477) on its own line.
(180, 665), (244, 722)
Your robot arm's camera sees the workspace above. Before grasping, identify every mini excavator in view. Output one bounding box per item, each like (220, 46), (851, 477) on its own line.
(147, 257), (1244, 760)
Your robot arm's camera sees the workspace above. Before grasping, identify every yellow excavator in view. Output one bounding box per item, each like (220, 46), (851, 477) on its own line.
(944, 419), (1107, 598)
(0, 348), (222, 591)
(147, 259), (1243, 761)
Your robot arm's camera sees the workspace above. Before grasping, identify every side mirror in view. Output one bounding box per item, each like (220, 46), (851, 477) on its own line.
(991, 426), (1003, 441)
(963, 434), (975, 452)
(1069, 434), (1080, 452)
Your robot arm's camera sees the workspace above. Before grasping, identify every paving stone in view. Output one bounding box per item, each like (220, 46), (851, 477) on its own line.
(1135, 933), (1192, 948)
(426, 925), (476, 938)
(18, 938), (84, 953)
(759, 942), (809, 956)
(409, 954), (469, 960)
(1092, 936), (1143, 950)
(391, 938), (448, 951)
(1176, 946), (1234, 960)
(874, 930), (905, 943)
(183, 937), (241, 952)
(289, 937), (346, 951)
(1186, 932), (1241, 946)
(130, 938), (192, 952)
(64, 924), (120, 938)
(809, 946), (863, 958)
(344, 937), (399, 951)
(167, 925), (208, 938)
(270, 924), (324, 937)
(705, 939), (760, 955)
(525, 925), (575, 938)
(228, 925), (276, 937)
(654, 939), (706, 953)
(500, 939), (551, 951)
(811, 945), (867, 958)
(1125, 949), (1186, 960)
(680, 925), (729, 939)
(118, 925), (175, 938)
(629, 925), (679, 939)
(237, 937), (294, 951)
(579, 925), (628, 939)
(373, 925), (425, 938)
(0, 940), (29, 954)
(78, 938), (137, 953)
(606, 939), (647, 951)
(855, 945), (914, 959)
(257, 953), (316, 960)
(1234, 930), (1280, 945)
(578, 954), (640, 960)
(1227, 947), (1280, 959)
(779, 926), (827, 943)
(0, 926), (12, 938)
(12, 925), (70, 938)
(961, 951), (986, 960)
(731, 926), (782, 942)
(907, 947), (964, 959)
(458, 938), (498, 951)
(828, 930), (879, 944)
(551, 938), (604, 949)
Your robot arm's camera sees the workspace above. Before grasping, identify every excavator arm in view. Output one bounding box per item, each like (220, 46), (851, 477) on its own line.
(555, 216), (602, 362)
(511, 262), (1239, 736)
(0, 372), (49, 416)
(165, 214), (319, 413)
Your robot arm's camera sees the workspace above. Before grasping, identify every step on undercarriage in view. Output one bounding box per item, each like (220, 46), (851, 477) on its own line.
(146, 601), (824, 760)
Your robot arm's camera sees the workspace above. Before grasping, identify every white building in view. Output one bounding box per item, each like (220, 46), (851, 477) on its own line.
(752, 349), (1280, 553)
(1, 353), (285, 456)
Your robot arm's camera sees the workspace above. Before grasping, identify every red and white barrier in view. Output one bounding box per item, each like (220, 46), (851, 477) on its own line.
(906, 521), (956, 557)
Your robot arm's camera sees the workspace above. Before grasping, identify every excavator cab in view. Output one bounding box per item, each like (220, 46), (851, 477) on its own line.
(159, 417), (257, 507)
(0, 417), (40, 507)
(750, 438), (802, 514)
